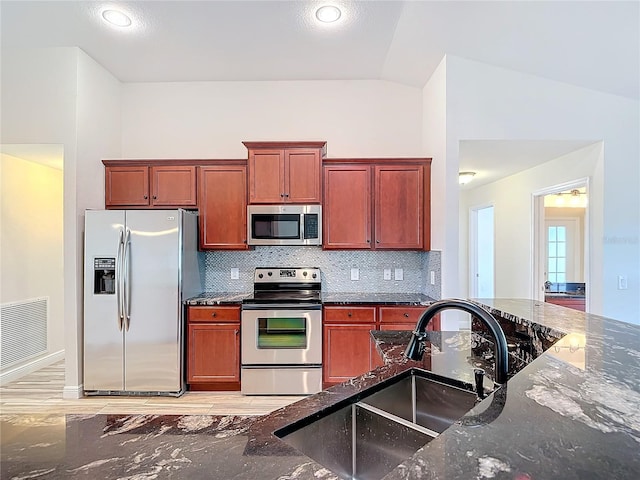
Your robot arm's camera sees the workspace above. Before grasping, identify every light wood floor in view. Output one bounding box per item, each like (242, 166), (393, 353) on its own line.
(0, 361), (304, 416)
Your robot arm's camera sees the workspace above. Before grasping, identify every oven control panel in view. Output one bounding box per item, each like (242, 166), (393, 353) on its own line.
(254, 267), (321, 283)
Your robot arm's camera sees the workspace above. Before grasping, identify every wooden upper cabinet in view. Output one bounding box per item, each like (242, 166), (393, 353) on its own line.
(104, 161), (197, 208)
(323, 165), (372, 249)
(244, 141), (326, 204)
(247, 149), (284, 203)
(374, 165), (423, 249)
(198, 166), (248, 250)
(322, 159), (431, 250)
(285, 149), (322, 203)
(105, 166), (150, 207)
(150, 166), (197, 207)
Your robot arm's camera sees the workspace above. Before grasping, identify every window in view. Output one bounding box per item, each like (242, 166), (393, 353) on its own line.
(548, 226), (567, 283)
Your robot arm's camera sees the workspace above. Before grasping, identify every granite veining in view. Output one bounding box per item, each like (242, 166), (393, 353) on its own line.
(184, 292), (251, 305)
(322, 292), (436, 305)
(3, 299), (640, 479)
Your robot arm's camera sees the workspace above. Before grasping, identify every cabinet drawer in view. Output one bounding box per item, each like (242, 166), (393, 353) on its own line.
(323, 306), (376, 323)
(188, 306), (241, 323)
(378, 306), (426, 324)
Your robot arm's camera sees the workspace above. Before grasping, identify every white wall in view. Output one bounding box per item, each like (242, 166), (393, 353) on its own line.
(460, 143), (601, 301)
(69, 51), (122, 395)
(0, 47), (122, 395)
(447, 56), (638, 324)
(121, 80), (423, 158)
(1, 154), (65, 356)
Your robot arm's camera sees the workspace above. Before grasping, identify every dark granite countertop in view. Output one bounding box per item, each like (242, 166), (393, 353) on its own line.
(3, 299), (640, 479)
(322, 292), (436, 305)
(184, 292), (251, 305)
(185, 291), (436, 306)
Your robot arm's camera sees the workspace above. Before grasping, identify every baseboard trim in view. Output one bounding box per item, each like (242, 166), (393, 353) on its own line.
(63, 384), (84, 399)
(0, 350), (65, 386)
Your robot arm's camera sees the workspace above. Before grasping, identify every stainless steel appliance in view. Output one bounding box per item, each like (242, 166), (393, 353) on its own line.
(247, 205), (322, 246)
(241, 267), (322, 395)
(83, 209), (201, 396)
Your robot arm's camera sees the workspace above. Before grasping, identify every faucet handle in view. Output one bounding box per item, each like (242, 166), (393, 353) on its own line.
(405, 331), (428, 361)
(474, 368), (486, 400)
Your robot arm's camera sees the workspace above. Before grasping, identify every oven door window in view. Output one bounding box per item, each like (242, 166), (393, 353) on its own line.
(257, 317), (307, 349)
(252, 214), (300, 239)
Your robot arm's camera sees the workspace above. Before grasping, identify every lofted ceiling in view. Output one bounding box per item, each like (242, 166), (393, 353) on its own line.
(1, 1), (638, 183)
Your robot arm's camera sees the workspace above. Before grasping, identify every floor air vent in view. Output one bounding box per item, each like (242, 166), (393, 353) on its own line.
(1, 297), (48, 369)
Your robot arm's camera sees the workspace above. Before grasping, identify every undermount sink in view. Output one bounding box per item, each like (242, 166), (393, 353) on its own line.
(275, 368), (479, 480)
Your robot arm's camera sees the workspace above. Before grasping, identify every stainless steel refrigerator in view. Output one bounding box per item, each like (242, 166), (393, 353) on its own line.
(83, 209), (201, 396)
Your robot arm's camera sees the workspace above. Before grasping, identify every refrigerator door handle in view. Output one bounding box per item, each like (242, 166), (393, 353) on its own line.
(123, 227), (132, 331)
(116, 228), (125, 331)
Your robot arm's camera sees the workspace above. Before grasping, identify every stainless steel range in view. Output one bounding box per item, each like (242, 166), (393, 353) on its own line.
(241, 267), (322, 395)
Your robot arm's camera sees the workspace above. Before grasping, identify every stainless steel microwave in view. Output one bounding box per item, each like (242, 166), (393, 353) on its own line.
(247, 205), (322, 246)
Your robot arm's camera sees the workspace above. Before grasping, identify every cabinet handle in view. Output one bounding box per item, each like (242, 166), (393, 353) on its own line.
(143, 195), (148, 199)
(367, 239), (371, 243)
(235, 329), (239, 335)
(348, 312), (352, 317)
(376, 240), (380, 244)
(211, 312), (217, 318)
(152, 195), (157, 200)
(404, 313), (409, 318)
(280, 193), (285, 197)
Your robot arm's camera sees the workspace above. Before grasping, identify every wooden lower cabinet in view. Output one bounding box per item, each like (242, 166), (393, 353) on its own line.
(324, 305), (440, 387)
(378, 306), (441, 331)
(545, 296), (586, 312)
(323, 324), (377, 387)
(187, 306), (241, 390)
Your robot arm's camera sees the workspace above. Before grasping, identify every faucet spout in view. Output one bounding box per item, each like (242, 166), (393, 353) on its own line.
(404, 299), (510, 385)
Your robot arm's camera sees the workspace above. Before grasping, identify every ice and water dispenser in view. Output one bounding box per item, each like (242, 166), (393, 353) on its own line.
(94, 258), (116, 294)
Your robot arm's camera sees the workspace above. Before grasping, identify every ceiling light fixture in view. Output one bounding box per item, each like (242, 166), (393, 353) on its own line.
(315, 5), (342, 23)
(101, 9), (132, 27)
(458, 171), (476, 185)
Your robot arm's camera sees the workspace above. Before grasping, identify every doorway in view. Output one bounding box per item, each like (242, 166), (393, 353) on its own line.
(533, 179), (589, 309)
(469, 204), (495, 298)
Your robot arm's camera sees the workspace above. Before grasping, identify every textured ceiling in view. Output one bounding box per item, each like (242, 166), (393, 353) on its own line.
(1, 1), (637, 182)
(1, 1), (638, 99)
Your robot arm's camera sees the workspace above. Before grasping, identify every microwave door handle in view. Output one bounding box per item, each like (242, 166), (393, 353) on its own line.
(300, 214), (305, 240)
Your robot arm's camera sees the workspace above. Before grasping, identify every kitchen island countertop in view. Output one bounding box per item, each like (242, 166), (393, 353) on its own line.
(2, 299), (639, 479)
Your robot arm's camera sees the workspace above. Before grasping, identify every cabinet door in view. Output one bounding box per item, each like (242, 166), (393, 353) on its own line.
(188, 306), (241, 322)
(105, 166), (150, 207)
(374, 165), (424, 249)
(323, 166), (372, 249)
(198, 166), (248, 250)
(379, 307), (441, 331)
(285, 149), (322, 203)
(187, 324), (240, 383)
(323, 323), (376, 387)
(150, 166), (197, 206)
(248, 149), (284, 203)
(545, 297), (585, 311)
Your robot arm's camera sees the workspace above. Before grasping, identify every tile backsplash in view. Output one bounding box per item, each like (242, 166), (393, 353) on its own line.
(203, 247), (441, 298)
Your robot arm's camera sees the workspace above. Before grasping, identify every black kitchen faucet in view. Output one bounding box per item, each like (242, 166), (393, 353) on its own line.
(404, 299), (510, 386)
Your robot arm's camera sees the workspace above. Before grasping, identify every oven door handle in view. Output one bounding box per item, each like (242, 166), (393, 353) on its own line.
(241, 303), (322, 311)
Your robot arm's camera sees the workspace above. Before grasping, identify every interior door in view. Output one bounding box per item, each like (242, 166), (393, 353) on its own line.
(470, 205), (495, 298)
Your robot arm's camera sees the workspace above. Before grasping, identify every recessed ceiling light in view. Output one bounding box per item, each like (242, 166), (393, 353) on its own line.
(315, 5), (342, 23)
(102, 9), (132, 27)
